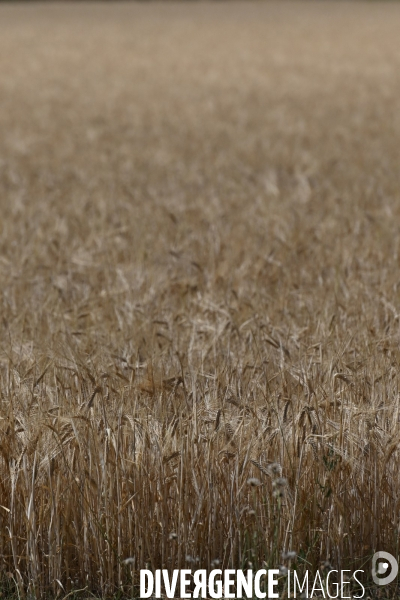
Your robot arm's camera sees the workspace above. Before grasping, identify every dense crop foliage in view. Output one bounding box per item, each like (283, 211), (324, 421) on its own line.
(1, 2), (400, 597)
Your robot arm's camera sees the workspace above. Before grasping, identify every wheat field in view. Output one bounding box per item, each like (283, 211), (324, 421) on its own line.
(1, 1), (400, 597)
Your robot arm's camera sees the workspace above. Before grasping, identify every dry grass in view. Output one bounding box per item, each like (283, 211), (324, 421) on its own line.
(1, 1), (400, 597)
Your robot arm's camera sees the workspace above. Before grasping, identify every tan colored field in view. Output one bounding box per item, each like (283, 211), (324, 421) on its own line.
(1, 1), (400, 597)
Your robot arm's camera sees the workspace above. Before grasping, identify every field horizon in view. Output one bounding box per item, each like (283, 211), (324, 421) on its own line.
(1, 1), (400, 597)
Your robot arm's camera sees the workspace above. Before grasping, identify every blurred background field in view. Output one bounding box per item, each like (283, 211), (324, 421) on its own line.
(1, 1), (400, 597)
